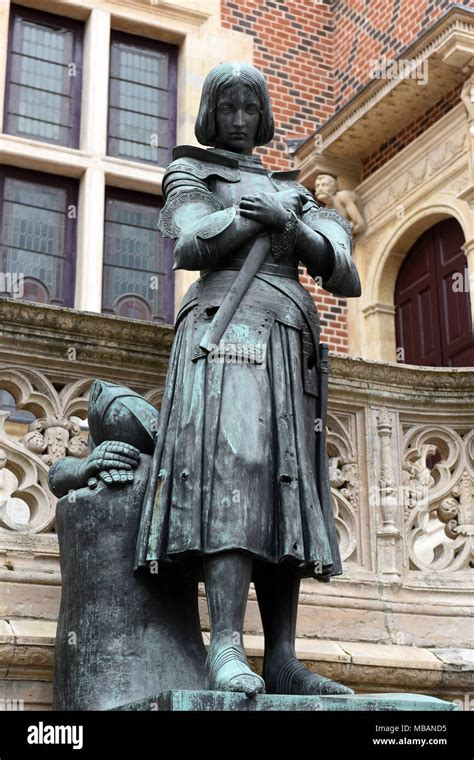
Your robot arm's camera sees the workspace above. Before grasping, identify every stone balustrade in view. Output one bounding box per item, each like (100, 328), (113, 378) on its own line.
(0, 299), (472, 708)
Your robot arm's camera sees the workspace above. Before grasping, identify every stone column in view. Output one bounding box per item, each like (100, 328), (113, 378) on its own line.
(75, 167), (106, 312)
(74, 9), (111, 312)
(362, 303), (397, 362)
(80, 8), (111, 156)
(374, 408), (401, 580)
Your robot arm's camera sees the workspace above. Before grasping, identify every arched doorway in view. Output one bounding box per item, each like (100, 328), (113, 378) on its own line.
(395, 218), (474, 367)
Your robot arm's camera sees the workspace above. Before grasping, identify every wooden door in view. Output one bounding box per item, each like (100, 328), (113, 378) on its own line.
(395, 218), (474, 367)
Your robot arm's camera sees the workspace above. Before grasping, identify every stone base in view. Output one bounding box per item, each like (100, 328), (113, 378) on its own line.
(115, 690), (457, 712)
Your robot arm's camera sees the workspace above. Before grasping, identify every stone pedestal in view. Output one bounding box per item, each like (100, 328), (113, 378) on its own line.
(115, 690), (458, 712)
(54, 455), (207, 711)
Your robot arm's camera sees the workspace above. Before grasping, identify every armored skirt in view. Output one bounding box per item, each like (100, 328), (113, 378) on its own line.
(135, 269), (341, 582)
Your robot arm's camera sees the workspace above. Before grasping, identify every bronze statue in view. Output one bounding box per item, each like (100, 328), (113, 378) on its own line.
(49, 62), (361, 707)
(135, 62), (361, 696)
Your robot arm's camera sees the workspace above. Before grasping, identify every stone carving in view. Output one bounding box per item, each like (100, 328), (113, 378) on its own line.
(403, 425), (473, 572)
(436, 471), (473, 542)
(22, 416), (88, 466)
(1, 338), (474, 704)
(402, 444), (435, 518)
(0, 410), (54, 533)
(363, 126), (468, 223)
(376, 409), (399, 531)
(0, 369), (92, 533)
(327, 412), (360, 564)
(449, 172), (470, 196)
(374, 408), (401, 578)
(461, 73), (474, 122)
(329, 458), (359, 562)
(315, 173), (366, 234)
(329, 457), (359, 506)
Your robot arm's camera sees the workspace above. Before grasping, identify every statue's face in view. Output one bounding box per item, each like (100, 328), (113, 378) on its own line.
(315, 174), (338, 201)
(214, 83), (262, 155)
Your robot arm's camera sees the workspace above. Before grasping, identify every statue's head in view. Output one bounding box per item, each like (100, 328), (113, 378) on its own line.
(194, 62), (275, 154)
(315, 173), (338, 202)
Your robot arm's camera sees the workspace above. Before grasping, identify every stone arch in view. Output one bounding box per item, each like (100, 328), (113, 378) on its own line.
(362, 195), (472, 362)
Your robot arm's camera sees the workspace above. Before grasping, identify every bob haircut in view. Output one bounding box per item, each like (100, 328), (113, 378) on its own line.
(194, 62), (275, 148)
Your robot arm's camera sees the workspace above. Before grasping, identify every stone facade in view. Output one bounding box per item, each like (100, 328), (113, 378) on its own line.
(0, 301), (472, 708)
(1, 1), (472, 354)
(294, 6), (474, 358)
(0, 0), (472, 711)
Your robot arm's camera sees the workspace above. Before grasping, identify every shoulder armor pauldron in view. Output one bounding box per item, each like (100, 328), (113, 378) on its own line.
(303, 205), (352, 238)
(158, 190), (225, 238)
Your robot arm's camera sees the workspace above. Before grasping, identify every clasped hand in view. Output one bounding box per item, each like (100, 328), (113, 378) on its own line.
(239, 188), (303, 229)
(78, 440), (140, 486)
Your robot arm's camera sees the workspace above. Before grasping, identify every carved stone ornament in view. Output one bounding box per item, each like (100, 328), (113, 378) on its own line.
(403, 425), (473, 572)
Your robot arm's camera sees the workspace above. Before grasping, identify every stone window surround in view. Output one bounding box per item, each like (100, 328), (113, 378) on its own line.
(354, 103), (474, 363)
(0, 164), (78, 307)
(107, 28), (177, 166)
(102, 185), (174, 323)
(0, 0), (253, 317)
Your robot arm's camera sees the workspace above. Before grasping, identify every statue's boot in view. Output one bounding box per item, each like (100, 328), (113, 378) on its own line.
(263, 658), (353, 695)
(204, 552), (264, 696)
(205, 635), (265, 696)
(253, 560), (354, 696)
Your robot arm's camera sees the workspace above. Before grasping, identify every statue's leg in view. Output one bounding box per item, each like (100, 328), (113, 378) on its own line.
(253, 561), (354, 695)
(204, 551), (265, 695)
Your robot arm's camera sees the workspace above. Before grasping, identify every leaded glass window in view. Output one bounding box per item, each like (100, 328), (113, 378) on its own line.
(4, 6), (83, 147)
(102, 189), (173, 323)
(108, 32), (177, 165)
(0, 167), (77, 307)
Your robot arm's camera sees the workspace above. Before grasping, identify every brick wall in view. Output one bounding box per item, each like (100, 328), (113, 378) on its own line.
(220, 0), (473, 352)
(299, 267), (349, 353)
(333, 0), (473, 109)
(220, 0), (350, 350)
(221, 0), (334, 171)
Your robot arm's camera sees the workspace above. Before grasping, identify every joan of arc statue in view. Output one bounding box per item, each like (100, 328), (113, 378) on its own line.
(134, 62), (361, 696)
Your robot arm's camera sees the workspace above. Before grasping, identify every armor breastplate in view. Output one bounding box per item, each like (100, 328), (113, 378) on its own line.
(208, 166), (299, 274)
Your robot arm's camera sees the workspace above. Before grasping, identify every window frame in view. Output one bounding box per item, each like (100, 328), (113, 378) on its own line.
(102, 186), (174, 324)
(0, 165), (78, 308)
(107, 29), (178, 167)
(3, 4), (83, 148)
